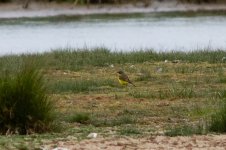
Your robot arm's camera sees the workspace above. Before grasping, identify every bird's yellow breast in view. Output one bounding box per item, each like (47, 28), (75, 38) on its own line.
(118, 78), (128, 85)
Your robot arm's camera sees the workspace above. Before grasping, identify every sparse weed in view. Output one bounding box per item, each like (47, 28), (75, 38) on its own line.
(165, 125), (194, 136)
(165, 123), (206, 137)
(170, 86), (195, 98)
(67, 112), (90, 124)
(15, 143), (29, 150)
(119, 126), (141, 136)
(136, 68), (152, 81)
(48, 78), (115, 93)
(217, 67), (226, 83)
(217, 90), (226, 98)
(91, 115), (136, 127)
(209, 94), (226, 132)
(158, 85), (196, 99)
(129, 91), (154, 99)
(173, 64), (197, 74)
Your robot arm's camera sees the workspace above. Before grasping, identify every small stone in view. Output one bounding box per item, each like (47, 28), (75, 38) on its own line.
(67, 135), (77, 140)
(130, 65), (135, 68)
(156, 67), (163, 73)
(109, 64), (114, 68)
(172, 60), (180, 63)
(87, 133), (98, 138)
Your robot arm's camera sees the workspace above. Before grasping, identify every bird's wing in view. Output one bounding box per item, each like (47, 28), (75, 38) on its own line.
(119, 73), (136, 86)
(119, 74), (129, 82)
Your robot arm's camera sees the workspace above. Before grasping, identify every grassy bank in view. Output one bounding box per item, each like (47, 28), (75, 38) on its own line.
(0, 48), (226, 149)
(1, 48), (226, 70)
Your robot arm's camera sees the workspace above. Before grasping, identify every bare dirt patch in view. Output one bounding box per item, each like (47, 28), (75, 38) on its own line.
(42, 134), (226, 150)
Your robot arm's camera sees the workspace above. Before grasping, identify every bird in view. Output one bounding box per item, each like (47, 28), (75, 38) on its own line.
(117, 70), (135, 87)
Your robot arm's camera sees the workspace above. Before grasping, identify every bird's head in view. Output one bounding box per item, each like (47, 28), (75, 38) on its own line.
(117, 70), (124, 75)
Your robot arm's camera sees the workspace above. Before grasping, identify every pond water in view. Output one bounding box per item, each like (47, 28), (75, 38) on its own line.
(0, 13), (226, 56)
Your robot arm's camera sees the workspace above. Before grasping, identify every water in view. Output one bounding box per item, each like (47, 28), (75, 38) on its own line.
(1, 14), (226, 56)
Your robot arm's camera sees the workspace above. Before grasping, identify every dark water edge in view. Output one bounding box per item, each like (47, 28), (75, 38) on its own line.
(1, 9), (226, 25)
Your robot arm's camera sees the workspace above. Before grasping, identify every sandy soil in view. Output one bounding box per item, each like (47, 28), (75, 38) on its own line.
(1, 1), (226, 19)
(42, 134), (226, 150)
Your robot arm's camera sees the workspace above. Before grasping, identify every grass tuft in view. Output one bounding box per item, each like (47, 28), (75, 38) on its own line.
(67, 112), (90, 124)
(209, 91), (226, 132)
(119, 126), (141, 136)
(165, 123), (206, 137)
(0, 61), (54, 135)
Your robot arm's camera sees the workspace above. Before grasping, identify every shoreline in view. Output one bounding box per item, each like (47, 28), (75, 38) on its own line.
(1, 2), (226, 19)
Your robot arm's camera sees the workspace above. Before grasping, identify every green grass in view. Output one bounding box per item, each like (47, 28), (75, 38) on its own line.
(48, 78), (116, 93)
(0, 61), (54, 135)
(217, 68), (226, 83)
(67, 112), (91, 124)
(1, 49), (226, 71)
(165, 124), (206, 137)
(91, 115), (136, 127)
(209, 90), (226, 132)
(119, 126), (141, 136)
(129, 91), (154, 99)
(168, 85), (196, 99)
(146, 84), (197, 100)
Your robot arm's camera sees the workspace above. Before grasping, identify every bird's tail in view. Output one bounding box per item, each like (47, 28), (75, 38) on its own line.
(130, 82), (136, 87)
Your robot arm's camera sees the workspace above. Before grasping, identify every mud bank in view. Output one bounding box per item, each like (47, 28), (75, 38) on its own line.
(0, 1), (226, 19)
